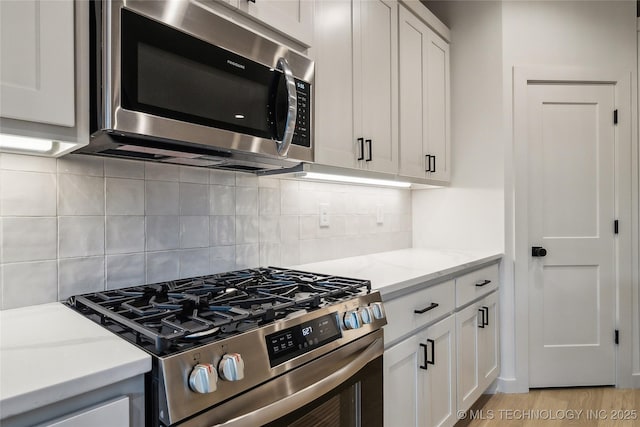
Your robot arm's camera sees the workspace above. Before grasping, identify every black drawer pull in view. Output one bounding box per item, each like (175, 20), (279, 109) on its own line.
(482, 306), (489, 326)
(478, 308), (486, 328)
(414, 302), (439, 314)
(357, 137), (364, 160)
(419, 343), (429, 370)
(426, 338), (435, 366)
(475, 279), (491, 287)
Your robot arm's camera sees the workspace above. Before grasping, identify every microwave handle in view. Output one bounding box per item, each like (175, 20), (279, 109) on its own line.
(276, 57), (297, 157)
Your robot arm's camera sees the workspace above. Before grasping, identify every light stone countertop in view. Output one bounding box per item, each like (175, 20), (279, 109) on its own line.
(0, 302), (151, 420)
(292, 248), (503, 299)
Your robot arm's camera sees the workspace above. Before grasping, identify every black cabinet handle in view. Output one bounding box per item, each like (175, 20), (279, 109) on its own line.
(426, 338), (435, 366)
(365, 139), (372, 161)
(357, 138), (364, 160)
(419, 343), (429, 370)
(475, 279), (491, 287)
(414, 302), (439, 314)
(432, 155), (436, 172)
(425, 155), (430, 172)
(478, 308), (486, 328)
(482, 306), (489, 326)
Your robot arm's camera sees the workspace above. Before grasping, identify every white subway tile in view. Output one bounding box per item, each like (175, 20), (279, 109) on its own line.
(104, 158), (145, 179)
(58, 257), (105, 300)
(146, 216), (180, 251)
(210, 246), (235, 274)
(279, 216), (299, 242)
(280, 241), (300, 267)
(235, 187), (258, 215)
(209, 185), (235, 215)
(57, 154), (104, 176)
(58, 174), (105, 215)
(0, 153), (56, 173)
(280, 186), (299, 215)
(146, 251), (180, 283)
(259, 187), (280, 215)
(259, 243), (281, 267)
(299, 215), (318, 240)
(179, 183), (209, 215)
(1, 170), (56, 216)
(258, 176), (280, 189)
(209, 169), (236, 186)
(106, 216), (145, 254)
(145, 162), (179, 181)
(58, 216), (104, 258)
(180, 216), (209, 248)
(236, 215), (259, 244)
(210, 216), (236, 246)
(235, 244), (259, 269)
(259, 216), (280, 243)
(146, 180), (179, 215)
(106, 253), (145, 289)
(179, 248), (210, 278)
(106, 178), (144, 215)
(179, 166), (209, 184)
(2, 261), (57, 309)
(235, 173), (258, 187)
(2, 217), (57, 263)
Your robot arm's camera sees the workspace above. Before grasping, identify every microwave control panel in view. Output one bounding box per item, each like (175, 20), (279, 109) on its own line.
(292, 79), (311, 148)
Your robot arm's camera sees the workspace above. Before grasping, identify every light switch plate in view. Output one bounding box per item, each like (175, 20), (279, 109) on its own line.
(319, 203), (329, 227)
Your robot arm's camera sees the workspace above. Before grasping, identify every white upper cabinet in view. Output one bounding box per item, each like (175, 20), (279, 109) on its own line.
(0, 0), (75, 127)
(237, 0), (314, 47)
(0, 0), (89, 156)
(314, 0), (398, 174)
(398, 4), (450, 182)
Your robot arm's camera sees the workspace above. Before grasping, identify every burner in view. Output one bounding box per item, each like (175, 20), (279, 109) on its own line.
(69, 267), (371, 356)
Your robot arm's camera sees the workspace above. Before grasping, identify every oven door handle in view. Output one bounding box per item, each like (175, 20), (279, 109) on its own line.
(211, 337), (383, 427)
(276, 57), (297, 157)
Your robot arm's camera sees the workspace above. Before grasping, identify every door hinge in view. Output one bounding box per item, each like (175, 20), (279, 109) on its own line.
(614, 220), (619, 234)
(614, 109), (618, 125)
(615, 329), (619, 345)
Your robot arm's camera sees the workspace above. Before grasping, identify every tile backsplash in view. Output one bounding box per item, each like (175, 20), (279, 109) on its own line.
(0, 153), (412, 309)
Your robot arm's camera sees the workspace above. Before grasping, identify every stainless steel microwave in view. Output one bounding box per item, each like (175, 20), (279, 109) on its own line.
(80, 0), (314, 172)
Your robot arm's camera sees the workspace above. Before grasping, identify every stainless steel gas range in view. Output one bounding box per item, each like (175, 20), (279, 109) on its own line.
(68, 267), (386, 427)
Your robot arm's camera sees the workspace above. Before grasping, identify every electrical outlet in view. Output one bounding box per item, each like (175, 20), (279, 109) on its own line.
(376, 205), (384, 224)
(319, 203), (330, 227)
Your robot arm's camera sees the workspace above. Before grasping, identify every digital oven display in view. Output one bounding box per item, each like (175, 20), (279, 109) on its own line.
(265, 313), (342, 367)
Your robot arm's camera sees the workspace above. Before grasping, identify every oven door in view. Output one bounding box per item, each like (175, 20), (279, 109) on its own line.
(176, 329), (383, 427)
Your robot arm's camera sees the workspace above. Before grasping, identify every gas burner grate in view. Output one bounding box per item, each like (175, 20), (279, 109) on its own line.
(68, 267), (371, 356)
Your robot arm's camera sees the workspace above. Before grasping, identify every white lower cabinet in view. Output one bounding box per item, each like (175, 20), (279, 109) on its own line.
(383, 261), (501, 426)
(455, 290), (500, 413)
(384, 316), (456, 427)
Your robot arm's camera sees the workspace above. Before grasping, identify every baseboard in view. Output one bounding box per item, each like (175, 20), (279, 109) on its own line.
(496, 377), (528, 394)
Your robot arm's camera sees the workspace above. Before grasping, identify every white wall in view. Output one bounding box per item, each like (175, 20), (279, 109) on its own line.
(413, 1), (504, 253)
(420, 0), (638, 390)
(0, 153), (412, 310)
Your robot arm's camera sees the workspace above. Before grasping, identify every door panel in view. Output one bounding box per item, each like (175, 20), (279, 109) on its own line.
(528, 83), (615, 387)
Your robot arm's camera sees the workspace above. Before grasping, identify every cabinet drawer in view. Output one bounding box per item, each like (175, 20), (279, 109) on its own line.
(455, 263), (499, 308)
(383, 280), (455, 345)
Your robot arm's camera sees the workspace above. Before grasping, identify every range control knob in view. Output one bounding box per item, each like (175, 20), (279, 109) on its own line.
(343, 310), (361, 330)
(359, 307), (373, 324)
(219, 353), (245, 382)
(189, 363), (218, 394)
(371, 302), (385, 320)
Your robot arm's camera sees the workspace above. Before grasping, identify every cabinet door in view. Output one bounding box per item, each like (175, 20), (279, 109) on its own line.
(237, 0), (313, 47)
(425, 32), (450, 182)
(313, 0), (359, 169)
(384, 335), (420, 427)
(479, 291), (500, 390)
(398, 5), (429, 179)
(0, 0), (75, 126)
(455, 302), (481, 413)
(357, 0), (398, 174)
(420, 315), (457, 427)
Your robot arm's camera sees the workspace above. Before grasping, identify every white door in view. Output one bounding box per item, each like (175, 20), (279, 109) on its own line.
(527, 83), (616, 387)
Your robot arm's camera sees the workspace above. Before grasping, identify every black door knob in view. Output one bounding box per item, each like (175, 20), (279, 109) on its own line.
(531, 246), (547, 257)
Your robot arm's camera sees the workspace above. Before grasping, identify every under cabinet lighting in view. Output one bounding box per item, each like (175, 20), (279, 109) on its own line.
(0, 133), (80, 157)
(299, 172), (412, 188)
